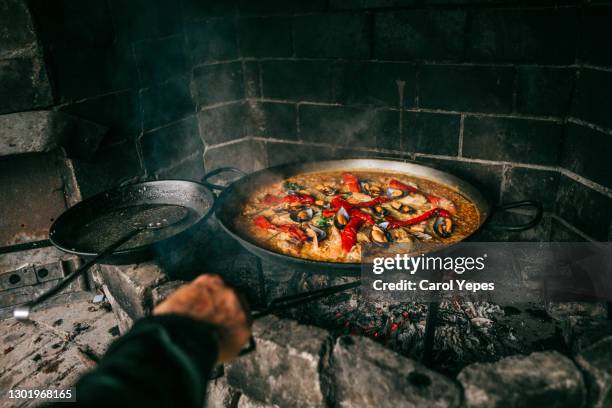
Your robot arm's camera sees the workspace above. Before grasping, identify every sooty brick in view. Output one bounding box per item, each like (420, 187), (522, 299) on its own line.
(61, 90), (141, 146)
(109, 0), (182, 42)
(502, 167), (560, 211)
(402, 111), (460, 156)
(134, 35), (187, 86)
(555, 175), (612, 241)
(581, 6), (612, 67)
(243, 61), (261, 98)
(247, 102), (297, 139)
(462, 116), (562, 165)
(141, 116), (202, 173)
(571, 68), (612, 130)
(330, 0), (414, 9)
(374, 10), (466, 61)
(333, 61), (417, 108)
(236, 0), (327, 15)
(299, 105), (398, 150)
(516, 67), (574, 117)
(562, 123), (612, 189)
(0, 58), (51, 114)
(186, 18), (238, 64)
(419, 65), (513, 113)
(198, 102), (246, 146)
(265, 141), (338, 166)
(261, 60), (332, 102)
(141, 76), (194, 131)
(468, 8), (578, 64)
(180, 0), (236, 20)
(237, 17), (292, 57)
(193, 62), (244, 107)
(294, 13), (370, 59)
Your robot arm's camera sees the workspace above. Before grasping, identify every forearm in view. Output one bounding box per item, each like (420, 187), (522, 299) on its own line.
(68, 315), (218, 408)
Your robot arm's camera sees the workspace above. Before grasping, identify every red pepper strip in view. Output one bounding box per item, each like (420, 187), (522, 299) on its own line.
(262, 194), (283, 205)
(342, 172), (361, 193)
(353, 196), (389, 208)
(389, 179), (419, 194)
(341, 217), (364, 252)
(330, 195), (388, 211)
(385, 208), (452, 229)
(253, 216), (309, 241)
(322, 209), (337, 218)
(282, 193), (316, 205)
(349, 208), (375, 225)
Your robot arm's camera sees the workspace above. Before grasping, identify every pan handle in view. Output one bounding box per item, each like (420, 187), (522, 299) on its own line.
(201, 167), (246, 192)
(487, 200), (544, 232)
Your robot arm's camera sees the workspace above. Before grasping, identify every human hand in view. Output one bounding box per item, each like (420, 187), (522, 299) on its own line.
(153, 274), (251, 363)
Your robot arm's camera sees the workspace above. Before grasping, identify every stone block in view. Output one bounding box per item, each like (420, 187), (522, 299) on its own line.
(571, 68), (612, 130)
(198, 102), (247, 146)
(193, 61), (244, 107)
(516, 67), (574, 117)
(458, 351), (585, 408)
(237, 17), (291, 58)
(402, 111), (460, 156)
(0, 58), (52, 114)
(226, 316), (331, 407)
(260, 60), (332, 102)
(206, 376), (240, 408)
(562, 123), (612, 189)
(502, 167), (560, 211)
(141, 75), (194, 131)
(246, 101), (296, 140)
(186, 18), (238, 64)
(575, 336), (612, 408)
(332, 335), (461, 407)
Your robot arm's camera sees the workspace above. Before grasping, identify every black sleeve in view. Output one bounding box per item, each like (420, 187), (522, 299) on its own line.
(67, 315), (219, 408)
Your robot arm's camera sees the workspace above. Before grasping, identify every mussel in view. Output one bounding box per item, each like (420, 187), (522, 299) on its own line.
(361, 182), (384, 197)
(316, 184), (337, 196)
(371, 224), (391, 245)
(390, 201), (415, 214)
(307, 224), (328, 241)
(386, 187), (405, 199)
(290, 207), (314, 223)
(334, 207), (350, 229)
(433, 216), (453, 238)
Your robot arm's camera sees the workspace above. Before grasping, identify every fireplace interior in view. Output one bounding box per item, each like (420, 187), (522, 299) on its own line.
(1, 0), (612, 407)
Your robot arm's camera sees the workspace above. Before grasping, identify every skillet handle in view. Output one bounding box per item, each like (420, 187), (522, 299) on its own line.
(201, 167), (246, 192)
(487, 200), (544, 232)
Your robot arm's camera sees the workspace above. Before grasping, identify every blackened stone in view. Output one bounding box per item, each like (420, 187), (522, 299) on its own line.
(571, 68), (612, 131)
(294, 13), (370, 59)
(333, 61), (417, 108)
(243, 61), (260, 98)
(462, 116), (562, 165)
(206, 376), (240, 408)
(203, 139), (266, 173)
(109, 0), (182, 42)
(226, 316), (331, 408)
(264, 141), (338, 167)
(419, 65), (513, 113)
(330, 0), (414, 9)
(155, 153), (205, 182)
(134, 35), (187, 86)
(261, 60), (332, 102)
(61, 90), (140, 146)
(374, 10), (466, 61)
(150, 280), (185, 307)
(458, 351), (585, 408)
(247, 101), (297, 139)
(72, 142), (143, 198)
(0, 0), (38, 58)
(502, 167), (559, 211)
(550, 218), (589, 243)
(299, 105), (398, 150)
(333, 335), (461, 407)
(575, 336), (612, 408)
(562, 123), (612, 189)
(402, 111), (460, 156)
(193, 62), (244, 107)
(0, 58), (52, 114)
(237, 17), (292, 57)
(141, 76), (194, 131)
(236, 394), (277, 408)
(554, 175), (612, 241)
(516, 67), (574, 117)
(236, 0), (326, 16)
(181, 0), (236, 20)
(186, 18), (238, 65)
(413, 157), (503, 203)
(198, 102), (246, 146)
(141, 116), (202, 173)
(581, 6), (612, 67)
(562, 316), (612, 355)
(0, 111), (56, 156)
(48, 42), (137, 102)
(468, 8), (579, 63)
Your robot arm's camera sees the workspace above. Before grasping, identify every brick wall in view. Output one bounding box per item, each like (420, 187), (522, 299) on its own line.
(25, 0), (612, 241)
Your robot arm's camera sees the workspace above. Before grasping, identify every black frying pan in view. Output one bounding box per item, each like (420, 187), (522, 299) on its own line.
(13, 180), (215, 319)
(206, 159), (543, 275)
